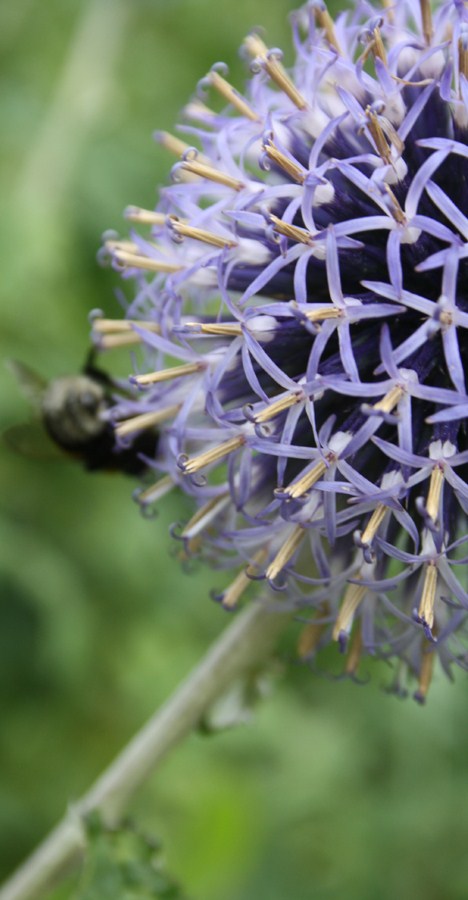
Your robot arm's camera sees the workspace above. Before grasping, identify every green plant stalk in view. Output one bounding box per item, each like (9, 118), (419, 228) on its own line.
(0, 601), (291, 900)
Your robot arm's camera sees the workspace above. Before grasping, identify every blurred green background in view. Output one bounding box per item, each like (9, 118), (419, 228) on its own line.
(1, 1), (468, 898)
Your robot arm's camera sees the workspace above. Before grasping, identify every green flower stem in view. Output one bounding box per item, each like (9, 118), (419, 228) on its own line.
(0, 601), (291, 900)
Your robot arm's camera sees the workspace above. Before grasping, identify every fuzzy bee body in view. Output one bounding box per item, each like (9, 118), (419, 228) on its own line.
(7, 359), (154, 476)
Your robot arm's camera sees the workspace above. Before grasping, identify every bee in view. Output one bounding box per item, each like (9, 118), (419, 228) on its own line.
(6, 356), (155, 475)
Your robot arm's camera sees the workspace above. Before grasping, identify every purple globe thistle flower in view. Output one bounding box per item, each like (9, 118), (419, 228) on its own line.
(94, 0), (468, 703)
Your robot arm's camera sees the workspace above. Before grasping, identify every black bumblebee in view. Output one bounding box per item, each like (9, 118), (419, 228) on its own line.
(6, 356), (154, 475)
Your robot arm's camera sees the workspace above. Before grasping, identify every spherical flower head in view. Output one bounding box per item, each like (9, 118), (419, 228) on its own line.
(95, 0), (468, 702)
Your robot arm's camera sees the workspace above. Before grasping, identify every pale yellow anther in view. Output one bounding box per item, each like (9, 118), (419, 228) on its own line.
(284, 458), (329, 500)
(156, 131), (196, 158)
(265, 524), (305, 581)
(183, 536), (203, 557)
(371, 26), (387, 65)
(221, 549), (268, 609)
(302, 306), (343, 323)
(263, 141), (306, 184)
(124, 207), (168, 226)
(184, 98), (218, 122)
(92, 318), (161, 334)
(366, 106), (393, 164)
(382, 0), (394, 25)
(113, 249), (182, 274)
(254, 391), (303, 424)
(313, 4), (342, 54)
(133, 362), (203, 387)
(416, 637), (436, 701)
(136, 475), (175, 506)
(418, 562), (438, 631)
(344, 625), (363, 675)
(439, 309), (453, 327)
(372, 385), (404, 414)
(384, 184), (407, 224)
(115, 405), (180, 438)
(243, 34), (307, 109)
(155, 132), (212, 183)
(105, 238), (139, 254)
(426, 465), (444, 523)
(99, 333), (153, 350)
(93, 317), (162, 351)
(361, 503), (388, 545)
(208, 69), (260, 121)
(184, 321), (243, 337)
(357, 25), (388, 68)
(459, 37), (468, 80)
(181, 493), (230, 539)
(297, 604), (328, 659)
(390, 73), (433, 88)
(269, 214), (313, 244)
(169, 217), (238, 249)
(178, 159), (245, 191)
(332, 580), (367, 641)
(182, 434), (246, 475)
(420, 0), (433, 45)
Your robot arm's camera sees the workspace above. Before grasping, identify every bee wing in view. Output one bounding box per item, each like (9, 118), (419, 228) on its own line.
(5, 359), (47, 414)
(3, 421), (64, 461)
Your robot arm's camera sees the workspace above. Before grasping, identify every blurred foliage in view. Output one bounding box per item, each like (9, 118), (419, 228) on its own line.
(73, 814), (187, 900)
(1, 1), (468, 899)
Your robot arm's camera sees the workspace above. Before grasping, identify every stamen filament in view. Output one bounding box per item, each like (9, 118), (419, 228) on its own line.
(361, 503), (388, 545)
(181, 434), (246, 474)
(254, 391), (303, 424)
(133, 362), (204, 386)
(115, 405), (180, 438)
(418, 562), (437, 631)
(263, 141), (306, 183)
(426, 466), (444, 523)
(208, 69), (260, 121)
(243, 34), (307, 109)
(265, 524), (305, 581)
(169, 217), (237, 249)
(178, 159), (244, 191)
(113, 249), (182, 274)
(332, 580), (367, 641)
(221, 549), (268, 609)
